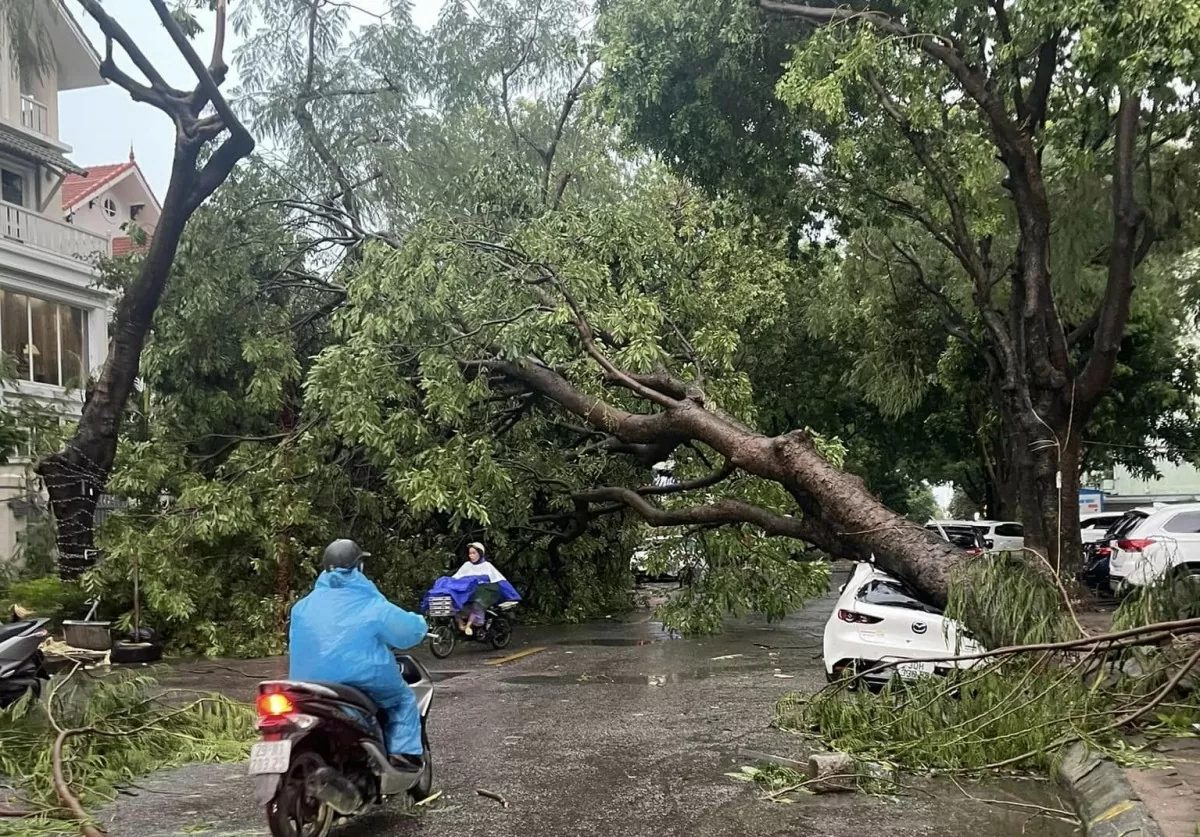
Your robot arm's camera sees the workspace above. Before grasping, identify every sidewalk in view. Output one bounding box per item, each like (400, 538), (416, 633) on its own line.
(1124, 738), (1200, 837)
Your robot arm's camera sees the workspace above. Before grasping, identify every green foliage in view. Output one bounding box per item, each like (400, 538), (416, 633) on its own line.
(948, 488), (981, 521)
(945, 555), (1078, 651)
(1113, 571), (1200, 630)
(903, 485), (940, 524)
(0, 671), (254, 832)
(0, 576), (89, 623)
(597, 0), (1200, 525)
(779, 665), (1113, 773)
(657, 531), (830, 635)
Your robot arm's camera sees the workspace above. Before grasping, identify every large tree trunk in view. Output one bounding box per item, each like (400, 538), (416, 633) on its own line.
(35, 0), (252, 579)
(499, 358), (968, 607)
(1004, 399), (1084, 575)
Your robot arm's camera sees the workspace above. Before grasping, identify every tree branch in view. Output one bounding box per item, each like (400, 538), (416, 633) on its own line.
(75, 0), (180, 95)
(148, 0), (243, 140)
(1076, 91), (1143, 407)
(575, 486), (823, 543)
(637, 459), (736, 495)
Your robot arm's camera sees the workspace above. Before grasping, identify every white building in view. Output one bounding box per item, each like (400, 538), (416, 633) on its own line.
(0, 3), (157, 567)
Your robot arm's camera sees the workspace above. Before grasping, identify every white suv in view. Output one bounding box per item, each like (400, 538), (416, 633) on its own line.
(1108, 502), (1200, 590)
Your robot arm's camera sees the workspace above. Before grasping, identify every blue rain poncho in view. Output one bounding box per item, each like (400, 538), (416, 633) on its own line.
(289, 568), (428, 755)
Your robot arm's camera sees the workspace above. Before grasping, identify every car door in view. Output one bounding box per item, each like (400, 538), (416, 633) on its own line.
(1150, 510), (1200, 580)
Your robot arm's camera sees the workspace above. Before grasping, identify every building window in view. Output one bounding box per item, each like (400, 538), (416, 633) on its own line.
(1, 169), (25, 207)
(0, 289), (89, 389)
(130, 203), (145, 221)
(103, 198), (118, 220)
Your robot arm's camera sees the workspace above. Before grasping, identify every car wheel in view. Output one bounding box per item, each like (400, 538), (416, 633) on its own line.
(827, 660), (861, 692)
(428, 625), (455, 659)
(110, 640), (164, 665)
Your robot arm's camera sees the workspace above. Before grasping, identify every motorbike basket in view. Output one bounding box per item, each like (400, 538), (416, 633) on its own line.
(427, 595), (456, 617)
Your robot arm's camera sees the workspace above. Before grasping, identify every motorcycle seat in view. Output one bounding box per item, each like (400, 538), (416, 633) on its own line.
(312, 682), (379, 713)
(0, 620), (37, 643)
(259, 679), (379, 713)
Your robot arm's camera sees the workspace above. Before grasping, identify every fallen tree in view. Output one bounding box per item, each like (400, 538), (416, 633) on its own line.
(305, 178), (968, 607)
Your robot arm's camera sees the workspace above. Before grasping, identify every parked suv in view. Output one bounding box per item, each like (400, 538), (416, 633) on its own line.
(969, 520), (1024, 552)
(1107, 503), (1200, 591)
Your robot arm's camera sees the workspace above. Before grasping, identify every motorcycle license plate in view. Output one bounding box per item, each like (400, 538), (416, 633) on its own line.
(248, 740), (292, 775)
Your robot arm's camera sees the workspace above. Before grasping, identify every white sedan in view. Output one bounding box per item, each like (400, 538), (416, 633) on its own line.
(823, 562), (985, 689)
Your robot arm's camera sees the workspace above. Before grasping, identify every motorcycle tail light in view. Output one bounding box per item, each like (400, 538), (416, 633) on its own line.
(257, 692), (295, 717)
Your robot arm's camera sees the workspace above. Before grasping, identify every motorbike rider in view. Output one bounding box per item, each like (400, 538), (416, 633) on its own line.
(288, 539), (428, 770)
(452, 542), (507, 635)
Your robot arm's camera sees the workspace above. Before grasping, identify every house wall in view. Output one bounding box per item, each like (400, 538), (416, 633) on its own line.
(70, 174), (160, 237)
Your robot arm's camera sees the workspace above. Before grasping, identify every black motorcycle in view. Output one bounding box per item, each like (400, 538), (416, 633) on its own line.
(425, 597), (515, 659)
(0, 617), (50, 709)
(250, 654), (435, 837)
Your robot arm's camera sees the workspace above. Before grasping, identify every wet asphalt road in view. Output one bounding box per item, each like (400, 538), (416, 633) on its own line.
(103, 572), (1080, 837)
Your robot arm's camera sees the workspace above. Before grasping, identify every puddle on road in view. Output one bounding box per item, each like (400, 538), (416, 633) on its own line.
(551, 638), (663, 647)
(501, 666), (777, 686)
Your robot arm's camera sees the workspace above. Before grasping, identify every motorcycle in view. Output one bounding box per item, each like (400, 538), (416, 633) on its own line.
(425, 596), (516, 659)
(250, 653), (435, 837)
(0, 616), (51, 709)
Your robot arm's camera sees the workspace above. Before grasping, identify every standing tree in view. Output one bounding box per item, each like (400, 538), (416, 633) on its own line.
(35, 0), (254, 577)
(599, 0), (1200, 571)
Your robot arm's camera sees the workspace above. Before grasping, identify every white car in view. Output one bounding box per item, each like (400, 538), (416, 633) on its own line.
(1081, 511), (1125, 545)
(824, 562), (985, 689)
(929, 519), (1024, 552)
(1108, 502), (1200, 590)
(971, 520), (1025, 552)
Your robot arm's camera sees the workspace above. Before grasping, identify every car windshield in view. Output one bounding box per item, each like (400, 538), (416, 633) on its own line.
(856, 578), (943, 615)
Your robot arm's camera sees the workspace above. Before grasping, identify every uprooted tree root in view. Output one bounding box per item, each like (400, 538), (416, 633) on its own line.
(0, 666), (255, 836)
(782, 558), (1200, 774)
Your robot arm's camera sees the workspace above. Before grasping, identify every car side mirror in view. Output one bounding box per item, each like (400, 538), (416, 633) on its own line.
(985, 539), (995, 549)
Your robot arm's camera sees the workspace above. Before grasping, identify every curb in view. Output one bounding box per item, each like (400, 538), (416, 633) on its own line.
(1053, 743), (1166, 837)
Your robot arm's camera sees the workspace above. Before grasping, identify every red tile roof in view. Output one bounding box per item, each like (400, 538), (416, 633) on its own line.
(110, 236), (148, 257)
(61, 162), (135, 209)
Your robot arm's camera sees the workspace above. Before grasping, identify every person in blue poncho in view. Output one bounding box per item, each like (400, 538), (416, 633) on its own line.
(289, 539), (428, 770)
(453, 542), (509, 635)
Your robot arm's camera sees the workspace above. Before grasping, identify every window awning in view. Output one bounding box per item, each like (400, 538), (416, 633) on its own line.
(0, 126), (87, 177)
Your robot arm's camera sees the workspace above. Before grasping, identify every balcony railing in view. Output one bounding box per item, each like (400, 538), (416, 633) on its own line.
(20, 96), (49, 136)
(1, 200), (110, 261)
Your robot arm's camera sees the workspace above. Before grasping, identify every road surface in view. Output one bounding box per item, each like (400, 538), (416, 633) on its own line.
(104, 572), (1078, 836)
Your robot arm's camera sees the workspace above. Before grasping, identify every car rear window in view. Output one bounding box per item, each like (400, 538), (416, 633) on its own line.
(1163, 511), (1200, 534)
(940, 525), (985, 549)
(856, 579), (943, 615)
(1109, 512), (1148, 538)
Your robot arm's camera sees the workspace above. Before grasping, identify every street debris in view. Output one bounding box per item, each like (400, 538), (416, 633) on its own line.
(485, 647), (546, 666)
(711, 654), (744, 661)
(475, 788), (510, 808)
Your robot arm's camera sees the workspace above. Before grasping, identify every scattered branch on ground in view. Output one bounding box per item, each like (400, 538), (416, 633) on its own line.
(475, 788), (510, 808)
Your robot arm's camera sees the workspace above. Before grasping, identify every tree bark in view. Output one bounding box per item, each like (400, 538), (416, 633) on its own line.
(36, 0), (253, 578)
(491, 356), (967, 607)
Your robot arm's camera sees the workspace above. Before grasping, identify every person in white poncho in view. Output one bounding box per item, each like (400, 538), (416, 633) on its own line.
(452, 542), (507, 635)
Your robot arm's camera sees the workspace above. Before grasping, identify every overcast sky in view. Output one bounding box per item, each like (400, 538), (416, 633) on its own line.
(58, 1), (442, 198)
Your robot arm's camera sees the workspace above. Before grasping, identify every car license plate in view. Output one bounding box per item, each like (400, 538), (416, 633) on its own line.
(248, 740), (292, 775)
(895, 661), (935, 679)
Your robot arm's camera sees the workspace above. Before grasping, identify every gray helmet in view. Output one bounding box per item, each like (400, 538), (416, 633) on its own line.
(322, 539), (370, 571)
